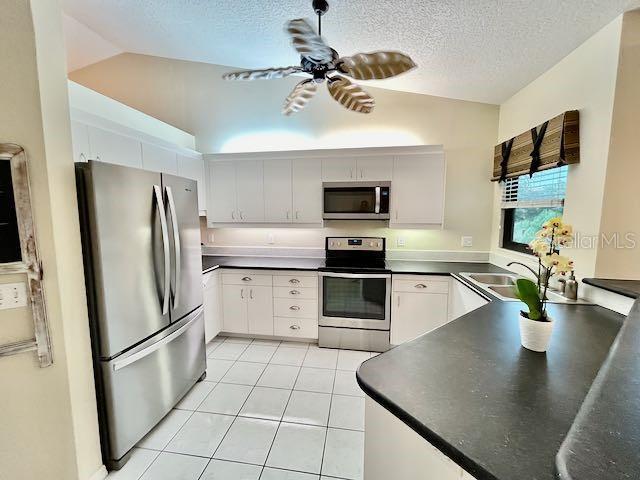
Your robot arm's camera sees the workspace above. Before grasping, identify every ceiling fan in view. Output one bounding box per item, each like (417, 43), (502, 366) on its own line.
(222, 0), (417, 115)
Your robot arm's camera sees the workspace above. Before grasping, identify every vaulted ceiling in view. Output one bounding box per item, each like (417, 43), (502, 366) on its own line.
(62, 0), (639, 104)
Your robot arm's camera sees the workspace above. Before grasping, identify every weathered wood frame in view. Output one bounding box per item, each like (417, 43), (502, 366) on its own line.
(0, 143), (52, 367)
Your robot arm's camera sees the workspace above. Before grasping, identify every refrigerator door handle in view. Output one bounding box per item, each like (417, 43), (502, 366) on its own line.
(111, 307), (202, 371)
(165, 186), (181, 309)
(154, 185), (170, 315)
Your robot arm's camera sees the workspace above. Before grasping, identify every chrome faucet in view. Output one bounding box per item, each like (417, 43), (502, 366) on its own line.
(507, 261), (539, 279)
(507, 261), (550, 289)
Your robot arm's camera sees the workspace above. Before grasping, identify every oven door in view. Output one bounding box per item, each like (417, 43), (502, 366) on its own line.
(319, 272), (391, 330)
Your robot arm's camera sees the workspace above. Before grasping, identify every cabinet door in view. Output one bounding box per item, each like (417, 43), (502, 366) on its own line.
(70, 120), (91, 162)
(208, 160), (237, 223)
(356, 156), (393, 181)
(391, 153), (445, 226)
(222, 284), (248, 333)
(203, 271), (223, 342)
(177, 153), (206, 213)
(247, 285), (274, 336)
(292, 158), (322, 224)
(88, 126), (143, 169)
(141, 142), (178, 174)
(391, 292), (449, 345)
(322, 157), (357, 181)
(236, 160), (265, 222)
(264, 159), (293, 223)
(449, 279), (488, 321)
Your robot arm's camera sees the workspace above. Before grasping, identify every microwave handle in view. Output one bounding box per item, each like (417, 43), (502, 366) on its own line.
(375, 186), (381, 214)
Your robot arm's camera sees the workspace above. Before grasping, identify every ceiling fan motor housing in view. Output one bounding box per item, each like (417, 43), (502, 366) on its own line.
(312, 0), (329, 16)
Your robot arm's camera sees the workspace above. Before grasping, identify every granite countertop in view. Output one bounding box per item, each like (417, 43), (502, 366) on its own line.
(582, 278), (640, 299)
(356, 301), (624, 480)
(556, 299), (640, 480)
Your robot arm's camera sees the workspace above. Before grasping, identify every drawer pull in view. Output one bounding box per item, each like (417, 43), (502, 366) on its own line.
(290, 290), (300, 295)
(415, 284), (427, 289)
(289, 305), (301, 311)
(242, 277), (252, 282)
(290, 325), (300, 330)
(289, 278), (300, 284)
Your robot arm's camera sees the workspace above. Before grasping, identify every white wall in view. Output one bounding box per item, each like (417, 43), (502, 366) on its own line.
(70, 54), (499, 254)
(490, 16), (623, 279)
(0, 1), (103, 479)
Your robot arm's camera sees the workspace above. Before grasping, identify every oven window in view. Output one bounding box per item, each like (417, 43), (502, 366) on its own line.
(323, 277), (386, 320)
(324, 188), (376, 213)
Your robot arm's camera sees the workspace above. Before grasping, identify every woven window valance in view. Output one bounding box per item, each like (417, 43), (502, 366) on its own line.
(491, 110), (579, 182)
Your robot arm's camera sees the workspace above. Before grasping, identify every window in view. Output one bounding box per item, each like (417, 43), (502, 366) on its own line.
(500, 166), (568, 254)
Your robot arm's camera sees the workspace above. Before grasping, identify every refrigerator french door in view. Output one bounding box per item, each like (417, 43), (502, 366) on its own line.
(76, 161), (205, 470)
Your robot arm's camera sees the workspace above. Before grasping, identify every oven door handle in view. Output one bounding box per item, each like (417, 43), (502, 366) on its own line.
(374, 186), (381, 214)
(319, 272), (391, 280)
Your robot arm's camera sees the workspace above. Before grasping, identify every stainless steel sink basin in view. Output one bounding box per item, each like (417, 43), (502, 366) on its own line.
(467, 273), (516, 286)
(487, 285), (519, 298)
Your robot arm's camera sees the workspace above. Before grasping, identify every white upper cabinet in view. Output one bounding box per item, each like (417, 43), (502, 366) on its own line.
(208, 160), (237, 223)
(322, 157), (357, 182)
(357, 156), (393, 181)
(177, 153), (206, 213)
(264, 159), (293, 223)
(141, 142), (178, 175)
(391, 152), (445, 227)
(236, 160), (265, 222)
(88, 126), (143, 169)
(70, 120), (91, 163)
(292, 158), (322, 224)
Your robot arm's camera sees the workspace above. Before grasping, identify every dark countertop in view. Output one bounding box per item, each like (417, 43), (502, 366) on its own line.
(202, 255), (507, 276)
(556, 299), (640, 480)
(582, 278), (640, 299)
(356, 301), (625, 480)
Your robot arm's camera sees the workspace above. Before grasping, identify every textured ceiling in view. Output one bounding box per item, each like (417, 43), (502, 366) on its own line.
(62, 0), (639, 103)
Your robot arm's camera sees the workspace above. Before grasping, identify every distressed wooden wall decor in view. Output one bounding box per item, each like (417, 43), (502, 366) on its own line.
(491, 110), (580, 181)
(0, 143), (52, 367)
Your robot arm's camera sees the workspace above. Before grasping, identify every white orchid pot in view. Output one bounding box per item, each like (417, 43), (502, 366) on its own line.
(519, 312), (554, 352)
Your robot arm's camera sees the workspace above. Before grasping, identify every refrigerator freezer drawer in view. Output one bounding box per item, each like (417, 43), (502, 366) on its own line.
(100, 307), (205, 464)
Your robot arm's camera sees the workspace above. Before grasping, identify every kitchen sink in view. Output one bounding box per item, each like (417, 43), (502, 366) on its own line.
(467, 273), (516, 286)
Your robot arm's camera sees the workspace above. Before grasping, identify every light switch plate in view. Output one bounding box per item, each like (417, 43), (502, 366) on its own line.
(461, 236), (473, 247)
(0, 283), (28, 310)
(267, 233), (275, 244)
(396, 237), (406, 247)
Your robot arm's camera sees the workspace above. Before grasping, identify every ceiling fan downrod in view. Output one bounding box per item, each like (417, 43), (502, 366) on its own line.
(312, 0), (329, 35)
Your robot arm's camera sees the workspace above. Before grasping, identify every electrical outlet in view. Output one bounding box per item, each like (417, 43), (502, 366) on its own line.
(0, 283), (28, 310)
(461, 236), (473, 248)
(396, 237), (406, 247)
(267, 233), (275, 244)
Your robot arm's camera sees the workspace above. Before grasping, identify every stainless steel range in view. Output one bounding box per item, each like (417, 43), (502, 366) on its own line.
(318, 237), (391, 352)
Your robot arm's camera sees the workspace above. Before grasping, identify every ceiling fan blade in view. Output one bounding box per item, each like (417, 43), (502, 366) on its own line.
(283, 79), (318, 116)
(327, 76), (374, 114)
(286, 19), (334, 63)
(338, 51), (416, 80)
(222, 66), (302, 81)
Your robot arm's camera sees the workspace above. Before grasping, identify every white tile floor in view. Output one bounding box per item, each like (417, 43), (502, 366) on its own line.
(108, 337), (376, 480)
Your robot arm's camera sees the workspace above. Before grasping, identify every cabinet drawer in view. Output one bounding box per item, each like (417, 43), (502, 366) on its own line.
(222, 273), (272, 286)
(274, 298), (318, 319)
(274, 275), (318, 289)
(393, 279), (449, 294)
(273, 286), (318, 299)
(274, 316), (318, 339)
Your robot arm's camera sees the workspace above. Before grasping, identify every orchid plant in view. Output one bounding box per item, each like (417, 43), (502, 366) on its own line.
(514, 217), (574, 321)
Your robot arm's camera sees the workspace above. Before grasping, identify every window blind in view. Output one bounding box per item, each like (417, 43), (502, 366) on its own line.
(501, 166), (568, 209)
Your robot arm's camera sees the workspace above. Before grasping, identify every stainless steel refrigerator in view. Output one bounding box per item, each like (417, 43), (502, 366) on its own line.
(76, 161), (205, 470)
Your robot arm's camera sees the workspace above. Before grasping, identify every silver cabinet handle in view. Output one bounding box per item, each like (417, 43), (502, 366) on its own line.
(415, 284), (427, 289)
(286, 211), (290, 220)
(250, 289), (253, 299)
(397, 295), (400, 307)
(96, 155), (101, 161)
(239, 211), (244, 220)
(289, 278), (300, 284)
(290, 290), (300, 295)
(165, 186), (181, 309)
(240, 288), (244, 299)
(360, 169), (363, 179)
(153, 185), (170, 315)
(242, 276), (252, 282)
(289, 305), (300, 311)
(295, 211), (299, 220)
(349, 168), (353, 178)
(231, 211), (235, 220)
(290, 325), (300, 330)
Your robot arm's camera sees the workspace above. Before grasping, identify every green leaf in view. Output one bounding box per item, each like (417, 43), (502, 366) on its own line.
(514, 278), (543, 320)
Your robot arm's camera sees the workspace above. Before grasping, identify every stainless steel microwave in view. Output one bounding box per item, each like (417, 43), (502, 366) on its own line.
(322, 182), (391, 220)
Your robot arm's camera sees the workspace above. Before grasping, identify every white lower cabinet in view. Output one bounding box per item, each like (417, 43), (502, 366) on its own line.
(391, 275), (450, 345)
(203, 270), (223, 342)
(220, 269), (318, 339)
(449, 278), (489, 321)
